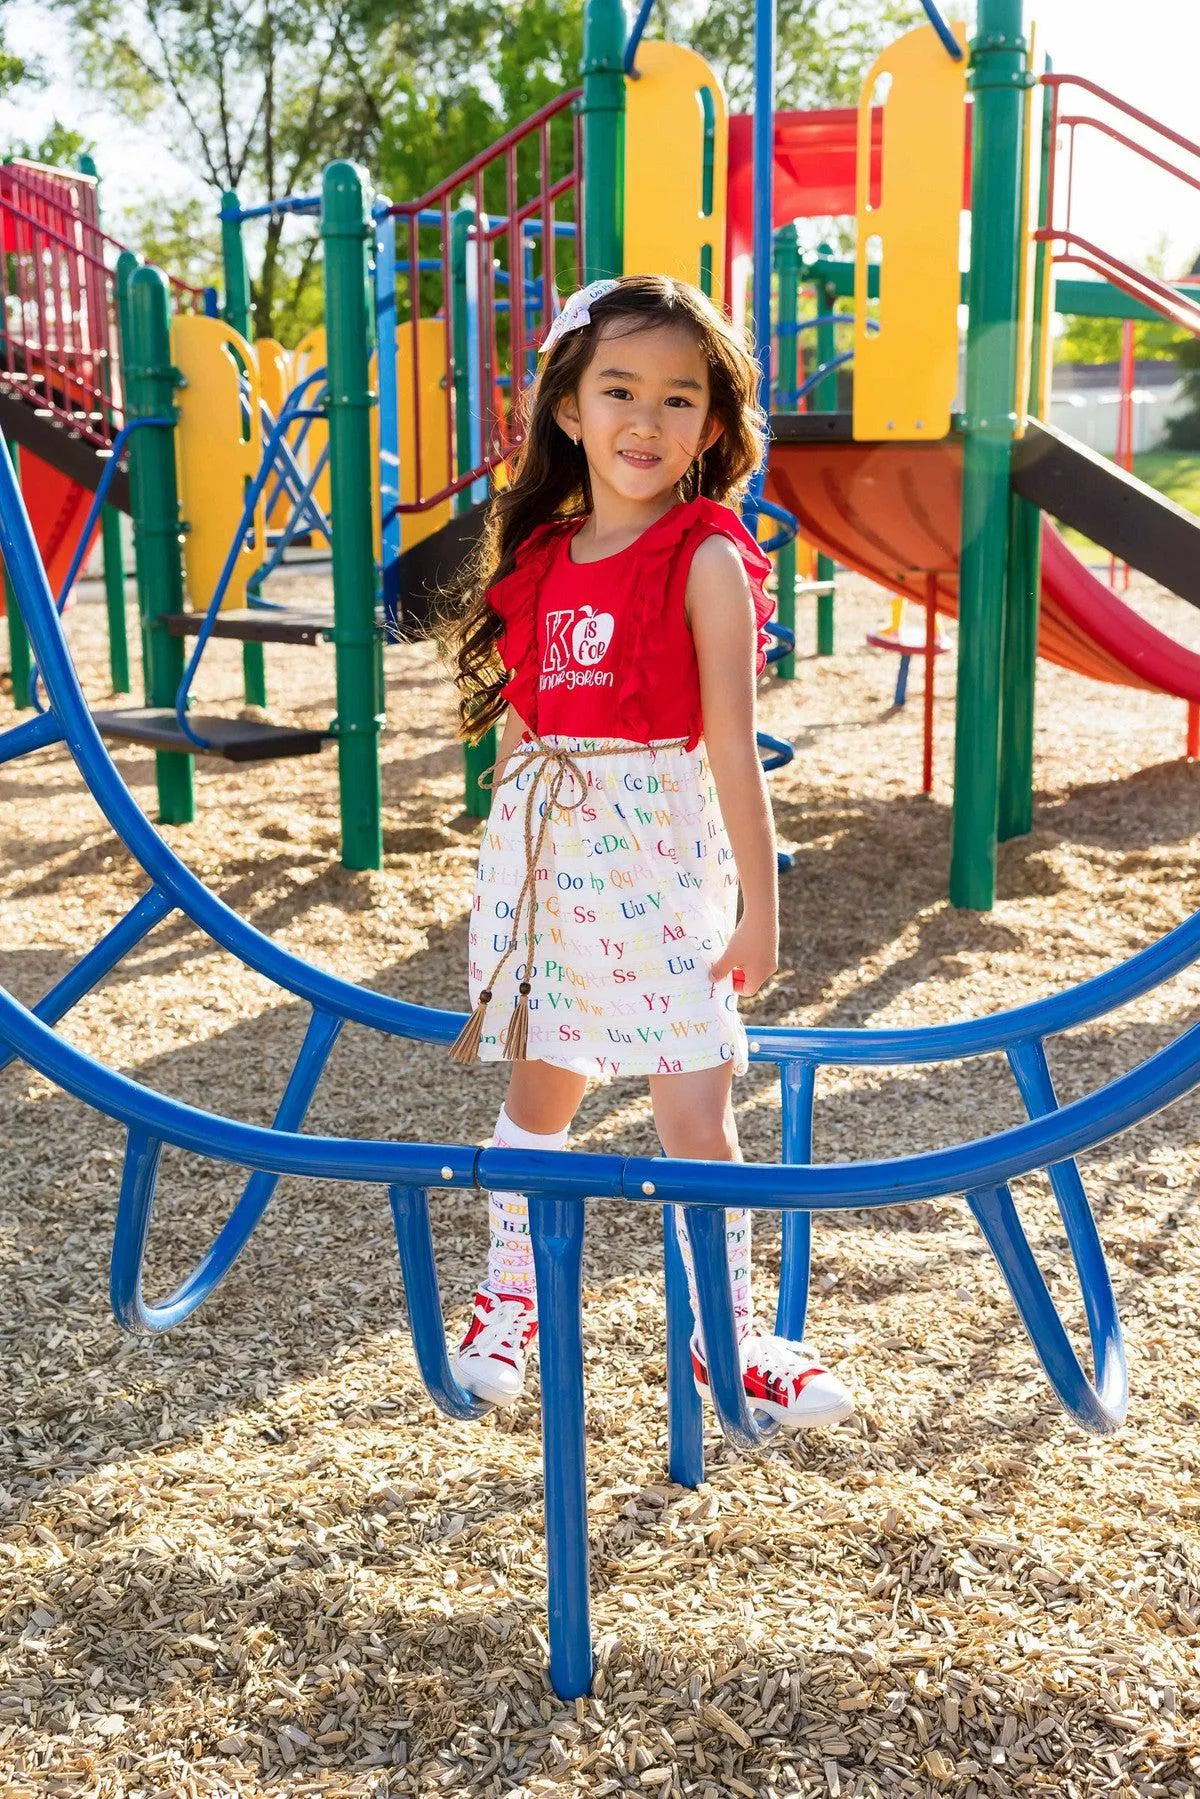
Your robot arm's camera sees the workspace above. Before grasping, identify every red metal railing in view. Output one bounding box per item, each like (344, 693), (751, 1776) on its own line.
(1039, 75), (1200, 339)
(385, 89), (583, 510)
(0, 161), (209, 448)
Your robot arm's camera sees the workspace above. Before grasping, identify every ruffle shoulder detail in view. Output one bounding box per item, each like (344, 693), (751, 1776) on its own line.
(617, 498), (776, 744)
(684, 499), (776, 674)
(485, 519), (573, 726)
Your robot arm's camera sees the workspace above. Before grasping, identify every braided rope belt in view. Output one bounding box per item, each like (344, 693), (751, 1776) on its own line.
(451, 735), (688, 1064)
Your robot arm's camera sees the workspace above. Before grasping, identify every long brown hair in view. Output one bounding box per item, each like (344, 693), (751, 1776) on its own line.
(441, 273), (766, 742)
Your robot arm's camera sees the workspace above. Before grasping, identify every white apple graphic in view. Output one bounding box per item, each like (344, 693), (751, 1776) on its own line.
(571, 607), (615, 666)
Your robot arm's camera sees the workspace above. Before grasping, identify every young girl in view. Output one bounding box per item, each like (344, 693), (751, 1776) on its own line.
(444, 274), (852, 1431)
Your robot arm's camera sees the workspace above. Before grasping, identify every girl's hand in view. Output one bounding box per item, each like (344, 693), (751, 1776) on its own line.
(709, 915), (778, 998)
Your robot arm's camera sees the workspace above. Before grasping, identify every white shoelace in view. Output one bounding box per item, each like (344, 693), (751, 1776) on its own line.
(742, 1333), (823, 1380)
(466, 1297), (534, 1359)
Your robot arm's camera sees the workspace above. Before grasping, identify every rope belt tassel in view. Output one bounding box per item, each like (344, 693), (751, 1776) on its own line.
(450, 736), (687, 1065)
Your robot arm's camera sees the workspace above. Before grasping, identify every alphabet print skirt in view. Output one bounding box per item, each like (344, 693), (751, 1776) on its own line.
(466, 737), (748, 1079)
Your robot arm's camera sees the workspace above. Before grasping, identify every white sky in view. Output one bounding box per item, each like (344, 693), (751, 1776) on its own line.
(0, 0), (1195, 273)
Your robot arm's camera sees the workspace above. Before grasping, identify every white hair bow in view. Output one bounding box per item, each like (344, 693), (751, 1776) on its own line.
(538, 278), (621, 355)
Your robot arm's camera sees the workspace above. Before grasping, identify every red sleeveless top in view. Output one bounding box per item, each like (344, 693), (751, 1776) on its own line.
(486, 498), (774, 750)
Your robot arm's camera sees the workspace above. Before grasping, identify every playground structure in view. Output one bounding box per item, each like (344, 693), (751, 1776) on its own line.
(2, 0), (1200, 1707)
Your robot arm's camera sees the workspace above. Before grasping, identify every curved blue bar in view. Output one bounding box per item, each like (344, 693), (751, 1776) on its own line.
(2, 963), (1200, 1212)
(966, 1184), (1126, 1433)
(748, 906), (1200, 1065)
(683, 1206), (777, 1449)
(0, 440), (467, 1044)
(387, 1186), (491, 1422)
(110, 1008), (345, 1331)
(919, 0), (964, 59)
(624, 0), (657, 72)
(758, 730), (794, 771)
(0, 709), (64, 764)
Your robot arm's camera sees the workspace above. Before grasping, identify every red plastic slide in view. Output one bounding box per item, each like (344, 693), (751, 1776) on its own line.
(766, 435), (1200, 703)
(0, 452), (98, 617)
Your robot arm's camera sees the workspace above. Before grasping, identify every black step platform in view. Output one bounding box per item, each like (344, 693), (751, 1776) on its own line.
(159, 607), (343, 646)
(1012, 418), (1200, 610)
(92, 708), (329, 762)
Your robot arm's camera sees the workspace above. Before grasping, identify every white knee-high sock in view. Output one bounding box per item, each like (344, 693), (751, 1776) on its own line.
(485, 1105), (569, 1302)
(674, 1207), (753, 1347)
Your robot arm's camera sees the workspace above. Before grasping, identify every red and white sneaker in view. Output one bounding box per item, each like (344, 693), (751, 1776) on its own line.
(454, 1289), (539, 1405)
(692, 1330), (854, 1431)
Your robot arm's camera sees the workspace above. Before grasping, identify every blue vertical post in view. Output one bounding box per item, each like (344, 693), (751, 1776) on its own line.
(744, 0), (777, 534)
(529, 1193), (592, 1700)
(775, 1060), (815, 1341)
(664, 1208), (705, 1487)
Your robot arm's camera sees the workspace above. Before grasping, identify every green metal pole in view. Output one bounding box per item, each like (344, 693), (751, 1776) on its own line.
(3, 440), (31, 708)
(116, 252), (151, 688)
(321, 161), (382, 872)
(998, 55), (1052, 844)
(121, 262), (193, 825)
(949, 0), (1029, 910)
(580, 0), (626, 281)
(451, 199), (497, 818)
(81, 153), (131, 695)
(221, 190), (253, 340)
(812, 249), (838, 656)
(772, 226), (799, 678)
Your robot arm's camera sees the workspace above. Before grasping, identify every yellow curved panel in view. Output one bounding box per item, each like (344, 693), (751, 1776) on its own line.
(624, 41), (727, 305)
(853, 22), (967, 441)
(171, 315), (265, 611)
(254, 339), (293, 528)
(292, 327), (331, 519)
(397, 318), (452, 550)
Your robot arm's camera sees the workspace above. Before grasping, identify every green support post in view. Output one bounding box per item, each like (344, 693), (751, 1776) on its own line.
(998, 55), (1053, 844)
(81, 154), (131, 695)
(321, 161), (383, 872)
(451, 199), (497, 818)
(219, 188), (267, 709)
(221, 190), (253, 339)
(3, 440), (31, 708)
(772, 226), (799, 678)
(121, 262), (194, 825)
(812, 251), (838, 656)
(580, 0), (626, 282)
(949, 0), (1030, 910)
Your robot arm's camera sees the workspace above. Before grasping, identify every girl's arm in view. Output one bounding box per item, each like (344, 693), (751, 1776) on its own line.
(687, 535), (779, 997)
(483, 705), (528, 807)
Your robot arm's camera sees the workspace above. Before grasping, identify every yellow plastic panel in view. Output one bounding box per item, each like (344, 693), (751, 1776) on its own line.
(853, 22), (967, 441)
(624, 41), (727, 305)
(1015, 24), (1052, 431)
(171, 314), (265, 612)
(397, 318), (452, 549)
(292, 327), (331, 519)
(254, 338), (292, 528)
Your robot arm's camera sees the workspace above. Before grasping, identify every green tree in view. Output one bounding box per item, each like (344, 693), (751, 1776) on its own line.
(51, 0), (944, 341)
(0, 2), (87, 162)
(659, 0), (927, 107)
(50, 0), (498, 340)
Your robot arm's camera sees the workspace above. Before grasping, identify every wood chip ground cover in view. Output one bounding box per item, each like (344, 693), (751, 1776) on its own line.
(1, 568), (1198, 1797)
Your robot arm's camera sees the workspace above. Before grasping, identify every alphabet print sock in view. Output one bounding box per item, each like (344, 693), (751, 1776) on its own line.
(674, 1206), (754, 1347)
(485, 1105), (570, 1302)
